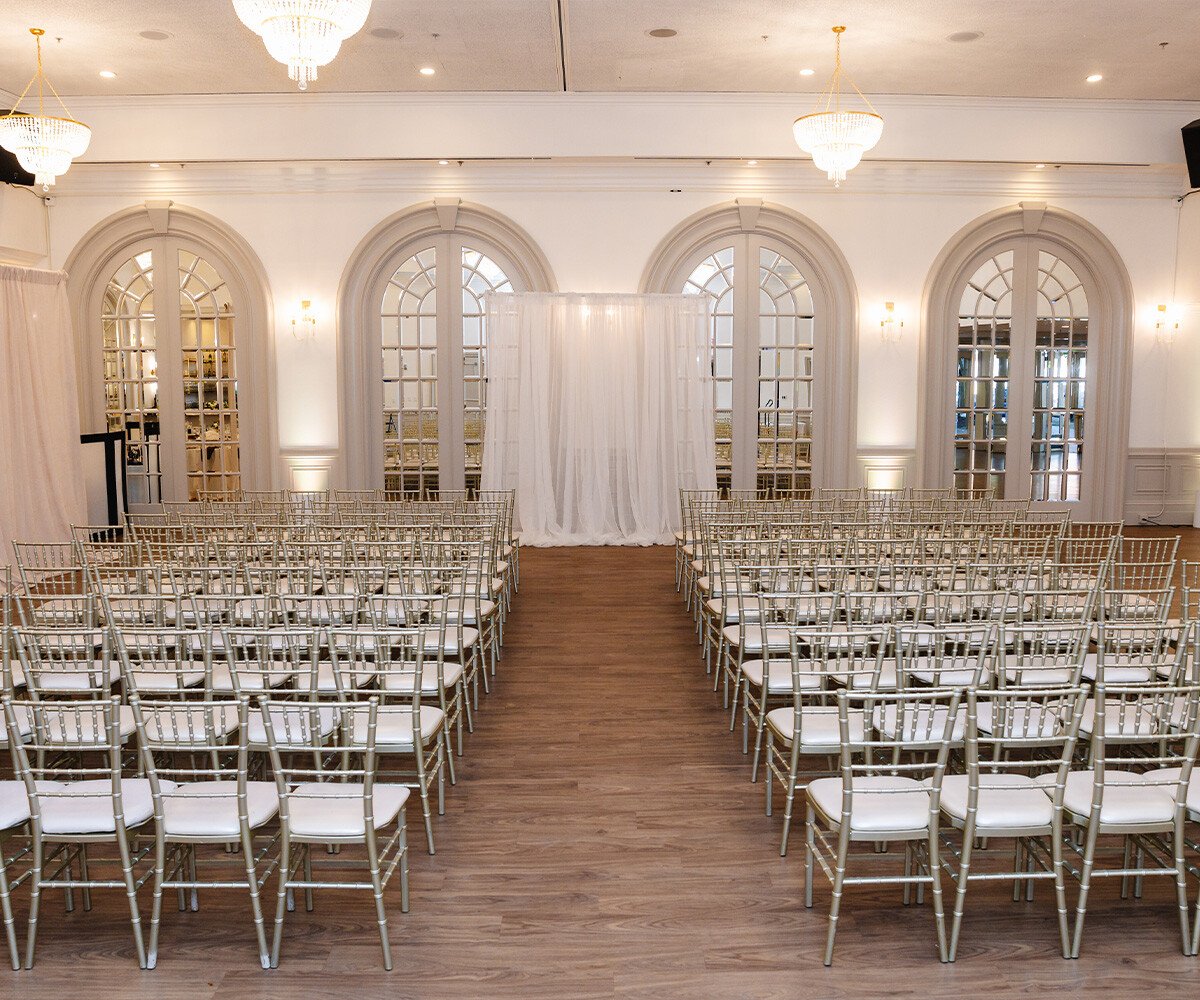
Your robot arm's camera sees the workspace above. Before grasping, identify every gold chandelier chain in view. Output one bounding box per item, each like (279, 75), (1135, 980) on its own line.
(812, 25), (879, 118)
(2, 28), (79, 124)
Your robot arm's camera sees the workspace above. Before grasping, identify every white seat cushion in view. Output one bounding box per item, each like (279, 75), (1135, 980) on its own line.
(0, 780), (32, 831)
(38, 778), (166, 835)
(140, 704), (241, 744)
(163, 781), (279, 837)
(874, 704), (966, 745)
(211, 662), (295, 693)
(31, 660), (121, 692)
(977, 703), (1064, 740)
(43, 704), (136, 745)
(741, 659), (822, 694)
(936, 773), (1053, 830)
(381, 660), (465, 694)
(765, 706), (865, 750)
(426, 597), (498, 623)
(248, 705), (339, 746)
(421, 626), (478, 655)
(1035, 769), (1177, 827)
(1080, 653), (1154, 684)
(808, 775), (932, 832)
(347, 704), (445, 751)
(1078, 700), (1160, 739)
(1148, 768), (1200, 817)
(285, 782), (410, 839)
(722, 624), (793, 653)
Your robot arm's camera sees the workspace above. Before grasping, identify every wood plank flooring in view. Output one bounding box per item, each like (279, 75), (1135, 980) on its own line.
(5, 528), (1200, 998)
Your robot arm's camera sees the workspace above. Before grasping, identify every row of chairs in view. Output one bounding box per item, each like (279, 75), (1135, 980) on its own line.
(0, 495), (520, 972)
(674, 491), (1200, 964)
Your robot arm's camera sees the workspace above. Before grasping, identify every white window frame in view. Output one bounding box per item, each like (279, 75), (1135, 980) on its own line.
(641, 199), (859, 490)
(65, 201), (279, 496)
(918, 202), (1134, 519)
(338, 200), (556, 490)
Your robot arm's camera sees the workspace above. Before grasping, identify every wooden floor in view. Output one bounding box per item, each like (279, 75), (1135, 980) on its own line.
(6, 528), (1200, 998)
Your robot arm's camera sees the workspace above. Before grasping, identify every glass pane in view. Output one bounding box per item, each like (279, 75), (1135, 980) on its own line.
(461, 246), (513, 493)
(381, 247), (438, 495)
(755, 247), (814, 495)
(1029, 252), (1088, 503)
(178, 250), (241, 500)
(683, 246), (736, 492)
(952, 250), (1014, 499)
(102, 250), (163, 505)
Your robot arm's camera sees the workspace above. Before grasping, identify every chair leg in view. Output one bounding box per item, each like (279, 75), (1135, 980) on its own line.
(947, 827), (973, 962)
(1173, 822), (1191, 955)
(78, 844), (92, 911)
(24, 838), (43, 969)
(804, 804), (815, 909)
(823, 828), (851, 966)
(240, 831), (271, 970)
(417, 768), (436, 856)
(116, 831), (148, 969)
(928, 831), (949, 963)
(399, 821), (410, 914)
(1070, 820), (1102, 958)
(1051, 823), (1071, 959)
(0, 838), (20, 971)
(271, 836), (291, 968)
(147, 835), (167, 969)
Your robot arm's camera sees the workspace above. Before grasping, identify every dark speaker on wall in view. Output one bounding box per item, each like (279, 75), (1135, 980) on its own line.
(0, 113), (36, 186)
(1184, 118), (1200, 189)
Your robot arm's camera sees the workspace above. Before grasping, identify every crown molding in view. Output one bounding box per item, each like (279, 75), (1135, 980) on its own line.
(49, 157), (1188, 200)
(58, 90), (1200, 116)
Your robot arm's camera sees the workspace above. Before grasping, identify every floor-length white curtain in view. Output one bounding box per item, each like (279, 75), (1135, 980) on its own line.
(482, 292), (716, 545)
(0, 265), (87, 560)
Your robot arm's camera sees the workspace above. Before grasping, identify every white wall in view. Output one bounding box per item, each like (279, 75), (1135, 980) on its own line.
(38, 92), (1200, 504)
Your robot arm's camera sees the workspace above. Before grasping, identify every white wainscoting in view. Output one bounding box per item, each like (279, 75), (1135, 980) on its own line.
(857, 449), (918, 491)
(280, 449), (337, 493)
(1123, 448), (1200, 525)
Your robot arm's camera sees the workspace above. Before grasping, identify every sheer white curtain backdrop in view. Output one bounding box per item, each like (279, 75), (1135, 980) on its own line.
(482, 292), (716, 546)
(0, 265), (88, 558)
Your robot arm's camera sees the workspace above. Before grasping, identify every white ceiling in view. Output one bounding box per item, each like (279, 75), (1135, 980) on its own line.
(1, 0), (1199, 100)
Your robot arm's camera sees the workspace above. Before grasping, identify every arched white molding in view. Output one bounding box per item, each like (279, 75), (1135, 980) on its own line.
(337, 199), (557, 489)
(640, 199), (860, 489)
(917, 202), (1134, 519)
(63, 201), (279, 492)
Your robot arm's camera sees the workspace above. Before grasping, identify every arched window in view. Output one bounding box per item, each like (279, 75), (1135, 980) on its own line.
(643, 200), (858, 491)
(339, 200), (555, 492)
(66, 203), (277, 502)
(921, 203), (1132, 518)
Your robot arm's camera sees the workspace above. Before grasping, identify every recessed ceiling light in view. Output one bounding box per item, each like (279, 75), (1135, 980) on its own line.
(369, 27), (402, 40)
(419, 66), (436, 76)
(149, 163), (161, 169)
(1034, 163), (1045, 169)
(1086, 73), (1103, 83)
(647, 28), (677, 38)
(946, 31), (983, 43)
(99, 70), (116, 79)
(138, 29), (172, 41)
(438, 159), (449, 165)
(799, 67), (815, 76)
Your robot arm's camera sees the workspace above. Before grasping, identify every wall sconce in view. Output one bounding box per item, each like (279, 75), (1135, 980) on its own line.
(880, 301), (904, 343)
(291, 299), (317, 341)
(1156, 303), (1181, 345)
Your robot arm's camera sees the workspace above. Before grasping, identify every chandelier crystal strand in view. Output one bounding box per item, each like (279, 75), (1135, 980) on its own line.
(233, 0), (372, 90)
(792, 26), (883, 187)
(0, 28), (92, 191)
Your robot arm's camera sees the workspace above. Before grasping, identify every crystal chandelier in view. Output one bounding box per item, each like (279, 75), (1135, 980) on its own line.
(0, 29), (92, 191)
(233, 0), (372, 91)
(793, 26), (883, 187)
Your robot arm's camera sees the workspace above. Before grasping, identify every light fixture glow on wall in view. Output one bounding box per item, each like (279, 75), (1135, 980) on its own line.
(291, 299), (317, 340)
(1156, 303), (1181, 345)
(880, 301), (904, 342)
(792, 26), (883, 187)
(0, 28), (92, 191)
(232, 0), (372, 91)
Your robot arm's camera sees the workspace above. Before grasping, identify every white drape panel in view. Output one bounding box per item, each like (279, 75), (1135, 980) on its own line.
(482, 292), (716, 546)
(0, 265), (87, 560)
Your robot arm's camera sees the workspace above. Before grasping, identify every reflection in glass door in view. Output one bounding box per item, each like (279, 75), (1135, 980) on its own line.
(102, 245), (243, 503)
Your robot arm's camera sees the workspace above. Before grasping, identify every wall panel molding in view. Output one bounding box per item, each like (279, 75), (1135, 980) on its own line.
(1123, 448), (1200, 525)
